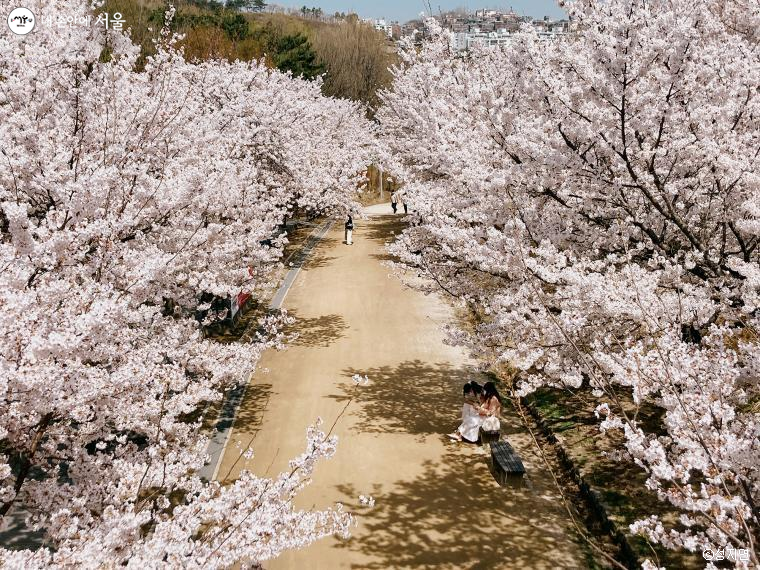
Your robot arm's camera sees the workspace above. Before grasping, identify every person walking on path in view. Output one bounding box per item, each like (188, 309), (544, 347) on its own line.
(344, 214), (354, 245)
(402, 199), (408, 214)
(390, 192), (398, 214)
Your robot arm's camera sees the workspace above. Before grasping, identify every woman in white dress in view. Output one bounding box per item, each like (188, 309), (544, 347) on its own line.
(449, 382), (484, 442)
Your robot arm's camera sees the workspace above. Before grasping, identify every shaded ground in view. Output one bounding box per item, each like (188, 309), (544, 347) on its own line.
(216, 208), (591, 569)
(528, 388), (704, 569)
(0, 508), (47, 552)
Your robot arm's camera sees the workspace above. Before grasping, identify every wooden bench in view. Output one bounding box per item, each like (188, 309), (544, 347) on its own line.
(480, 426), (501, 444)
(490, 441), (526, 485)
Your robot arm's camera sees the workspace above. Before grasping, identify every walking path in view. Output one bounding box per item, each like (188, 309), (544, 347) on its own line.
(217, 206), (588, 569)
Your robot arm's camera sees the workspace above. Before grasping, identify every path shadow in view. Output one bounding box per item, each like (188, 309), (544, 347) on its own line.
(0, 507), (47, 551)
(303, 250), (337, 270)
(335, 446), (586, 569)
(332, 361), (476, 439)
(317, 237), (340, 248)
(216, 382), (275, 483)
(298, 236), (339, 270)
(371, 252), (400, 264)
(282, 311), (348, 348)
(360, 216), (408, 246)
(283, 235), (339, 271)
(232, 382), (273, 431)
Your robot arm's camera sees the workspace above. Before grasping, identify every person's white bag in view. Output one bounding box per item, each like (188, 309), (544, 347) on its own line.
(482, 415), (500, 432)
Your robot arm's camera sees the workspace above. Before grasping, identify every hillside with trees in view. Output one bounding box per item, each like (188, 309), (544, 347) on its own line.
(101, 0), (395, 107)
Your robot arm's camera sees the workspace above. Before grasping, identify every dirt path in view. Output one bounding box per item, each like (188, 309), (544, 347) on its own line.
(216, 207), (589, 569)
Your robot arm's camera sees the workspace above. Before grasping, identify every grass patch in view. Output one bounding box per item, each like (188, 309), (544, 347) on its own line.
(527, 387), (704, 569)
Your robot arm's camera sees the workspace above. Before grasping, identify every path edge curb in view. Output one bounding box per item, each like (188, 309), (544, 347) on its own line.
(199, 219), (334, 482)
(521, 397), (641, 570)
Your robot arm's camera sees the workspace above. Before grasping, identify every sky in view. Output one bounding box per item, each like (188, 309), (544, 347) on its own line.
(269, 1), (566, 23)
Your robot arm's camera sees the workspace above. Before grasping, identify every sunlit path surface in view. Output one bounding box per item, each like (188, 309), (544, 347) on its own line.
(217, 209), (587, 569)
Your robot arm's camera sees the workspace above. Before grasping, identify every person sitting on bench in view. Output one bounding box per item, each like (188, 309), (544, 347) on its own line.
(449, 381), (483, 442)
(478, 381), (502, 433)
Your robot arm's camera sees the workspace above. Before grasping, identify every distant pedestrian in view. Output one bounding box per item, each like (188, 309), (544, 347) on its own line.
(403, 199), (408, 214)
(391, 192), (398, 214)
(344, 215), (354, 245)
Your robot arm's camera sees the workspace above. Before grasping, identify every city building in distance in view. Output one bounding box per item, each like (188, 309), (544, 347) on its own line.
(401, 8), (570, 50)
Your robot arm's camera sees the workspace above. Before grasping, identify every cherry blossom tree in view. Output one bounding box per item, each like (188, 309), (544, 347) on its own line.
(0, 0), (374, 566)
(378, 1), (759, 566)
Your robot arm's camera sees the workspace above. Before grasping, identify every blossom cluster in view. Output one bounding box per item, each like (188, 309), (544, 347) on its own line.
(378, 1), (760, 567)
(0, 0), (375, 566)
